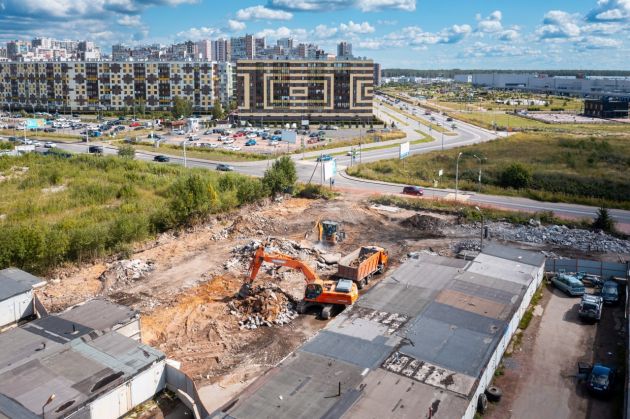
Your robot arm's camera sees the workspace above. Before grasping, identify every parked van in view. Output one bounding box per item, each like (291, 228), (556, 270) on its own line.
(551, 274), (585, 296)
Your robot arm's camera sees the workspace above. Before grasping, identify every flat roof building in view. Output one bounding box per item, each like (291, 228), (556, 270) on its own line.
(584, 98), (629, 119)
(236, 59), (374, 124)
(211, 243), (545, 419)
(0, 268), (46, 330)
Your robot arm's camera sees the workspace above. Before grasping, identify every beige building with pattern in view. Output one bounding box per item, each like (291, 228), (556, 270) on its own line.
(236, 59), (374, 123)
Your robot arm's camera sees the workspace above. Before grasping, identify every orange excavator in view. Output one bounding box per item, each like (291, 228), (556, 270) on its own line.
(239, 245), (358, 319)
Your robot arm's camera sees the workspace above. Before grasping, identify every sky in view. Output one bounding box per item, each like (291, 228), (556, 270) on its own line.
(0, 0), (629, 69)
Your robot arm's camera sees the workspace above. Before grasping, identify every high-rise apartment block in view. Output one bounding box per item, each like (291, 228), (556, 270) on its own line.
(337, 42), (353, 59)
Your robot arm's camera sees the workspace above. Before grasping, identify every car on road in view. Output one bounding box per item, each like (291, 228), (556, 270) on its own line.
(173, 129), (185, 135)
(587, 364), (615, 396)
(44, 142), (56, 148)
(32, 141), (42, 147)
(129, 122), (141, 127)
(216, 164), (234, 171)
(600, 280), (619, 305)
(43, 127), (56, 133)
(88, 145), (103, 154)
(551, 273), (585, 296)
(578, 294), (603, 322)
(316, 154), (333, 162)
(153, 155), (170, 162)
(402, 186), (424, 196)
(245, 139), (257, 146)
(446, 117), (454, 122)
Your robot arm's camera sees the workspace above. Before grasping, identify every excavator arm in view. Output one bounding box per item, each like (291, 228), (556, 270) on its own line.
(240, 245), (320, 298)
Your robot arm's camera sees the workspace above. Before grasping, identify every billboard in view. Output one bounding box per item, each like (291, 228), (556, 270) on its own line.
(281, 130), (297, 144)
(399, 141), (410, 159)
(323, 159), (337, 181)
(25, 119), (46, 130)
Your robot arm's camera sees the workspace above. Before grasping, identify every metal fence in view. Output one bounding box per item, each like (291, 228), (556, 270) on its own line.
(545, 258), (629, 279)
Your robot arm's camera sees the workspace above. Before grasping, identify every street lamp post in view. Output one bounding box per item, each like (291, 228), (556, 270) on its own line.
(455, 152), (463, 202)
(475, 206), (484, 250)
(441, 129), (444, 151)
(182, 139), (187, 168)
(473, 154), (482, 193)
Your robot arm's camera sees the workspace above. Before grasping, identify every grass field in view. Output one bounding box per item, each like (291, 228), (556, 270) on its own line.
(298, 131), (407, 155)
(347, 132), (630, 209)
(0, 154), (267, 273)
(124, 142), (269, 162)
(381, 102), (455, 135)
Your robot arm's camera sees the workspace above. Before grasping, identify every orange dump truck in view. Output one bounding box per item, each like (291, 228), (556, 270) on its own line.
(336, 246), (388, 289)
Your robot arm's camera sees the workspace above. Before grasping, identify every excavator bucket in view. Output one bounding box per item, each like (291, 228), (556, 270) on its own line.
(238, 283), (253, 299)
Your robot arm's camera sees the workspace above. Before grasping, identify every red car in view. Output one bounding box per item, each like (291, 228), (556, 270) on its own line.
(129, 122), (141, 127)
(402, 186), (424, 196)
(233, 132), (245, 138)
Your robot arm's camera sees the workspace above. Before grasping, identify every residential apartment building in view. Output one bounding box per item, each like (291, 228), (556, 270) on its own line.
(337, 42), (353, 58)
(197, 40), (212, 60)
(0, 61), (235, 113)
(230, 35), (256, 61)
(236, 59), (374, 123)
(212, 39), (230, 62)
(374, 63), (382, 87)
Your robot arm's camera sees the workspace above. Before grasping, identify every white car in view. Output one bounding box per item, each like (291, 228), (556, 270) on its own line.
(44, 142), (56, 148)
(269, 140), (279, 146)
(222, 138), (235, 144)
(246, 133), (257, 139)
(32, 141), (42, 147)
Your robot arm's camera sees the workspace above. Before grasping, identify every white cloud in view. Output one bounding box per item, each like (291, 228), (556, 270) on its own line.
(461, 42), (541, 58)
(176, 26), (222, 40)
(498, 29), (519, 41)
(586, 0), (630, 22)
(255, 26), (308, 41)
(339, 21), (375, 34)
(536, 10), (582, 39)
(267, 0), (415, 12)
(227, 19), (246, 31)
(577, 36), (622, 49)
(236, 5), (293, 21)
(117, 15), (141, 26)
(477, 10), (503, 33)
(313, 24), (338, 38)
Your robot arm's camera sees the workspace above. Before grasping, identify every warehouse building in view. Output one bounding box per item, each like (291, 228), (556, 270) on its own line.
(236, 59), (374, 124)
(211, 243), (545, 419)
(0, 61), (235, 114)
(584, 98), (629, 119)
(0, 299), (166, 418)
(0, 268), (46, 330)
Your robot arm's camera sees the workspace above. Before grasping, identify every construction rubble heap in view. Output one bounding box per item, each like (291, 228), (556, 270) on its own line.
(228, 285), (299, 330)
(99, 259), (155, 292)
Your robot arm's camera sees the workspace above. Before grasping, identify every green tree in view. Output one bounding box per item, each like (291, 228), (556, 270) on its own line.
(168, 174), (218, 225)
(117, 144), (135, 159)
(262, 156), (297, 197)
(499, 163), (531, 189)
(212, 99), (224, 120)
(172, 96), (193, 119)
(592, 206), (615, 233)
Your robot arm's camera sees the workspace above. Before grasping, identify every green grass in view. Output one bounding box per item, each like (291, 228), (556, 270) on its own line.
(0, 153), (268, 274)
(123, 142), (269, 162)
(0, 129), (82, 141)
(519, 286), (544, 330)
(349, 132), (630, 209)
(298, 131), (407, 157)
(380, 110), (409, 126)
(381, 102), (455, 134)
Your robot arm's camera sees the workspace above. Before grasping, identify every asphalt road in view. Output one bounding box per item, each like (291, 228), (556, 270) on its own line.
(50, 101), (630, 226)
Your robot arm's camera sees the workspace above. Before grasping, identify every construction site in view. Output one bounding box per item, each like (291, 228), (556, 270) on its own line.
(5, 191), (630, 418)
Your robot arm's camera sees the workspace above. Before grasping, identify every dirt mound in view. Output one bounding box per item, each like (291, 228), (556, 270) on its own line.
(401, 214), (446, 237)
(99, 259), (154, 292)
(229, 285), (298, 330)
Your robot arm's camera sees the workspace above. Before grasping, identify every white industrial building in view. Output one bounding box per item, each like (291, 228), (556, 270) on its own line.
(454, 73), (630, 99)
(0, 268), (46, 330)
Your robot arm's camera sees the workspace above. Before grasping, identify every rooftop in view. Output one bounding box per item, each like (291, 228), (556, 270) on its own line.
(212, 244), (545, 419)
(0, 268), (46, 301)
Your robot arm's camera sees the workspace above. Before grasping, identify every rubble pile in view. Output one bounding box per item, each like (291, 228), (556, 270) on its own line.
(454, 240), (482, 253)
(224, 238), (319, 272)
(401, 214), (446, 231)
(468, 221), (630, 253)
(99, 259), (155, 291)
(229, 286), (299, 330)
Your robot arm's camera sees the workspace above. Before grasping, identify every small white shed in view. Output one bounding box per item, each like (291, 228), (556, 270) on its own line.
(0, 268), (46, 329)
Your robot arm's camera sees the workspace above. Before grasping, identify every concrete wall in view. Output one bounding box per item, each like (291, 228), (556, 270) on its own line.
(462, 262), (545, 419)
(0, 290), (33, 329)
(88, 360), (166, 419)
(165, 362), (210, 419)
(114, 318), (141, 341)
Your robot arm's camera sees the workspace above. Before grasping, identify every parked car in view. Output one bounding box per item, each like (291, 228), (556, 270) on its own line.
(88, 145), (103, 154)
(309, 132), (320, 138)
(316, 154), (333, 162)
(245, 139), (257, 146)
(273, 130), (282, 135)
(551, 273), (585, 296)
(31, 141), (42, 147)
(269, 140), (279, 146)
(153, 155), (170, 162)
(129, 122), (141, 127)
(402, 186), (424, 196)
(203, 130), (213, 135)
(44, 142), (56, 148)
(43, 127), (56, 133)
(446, 117), (454, 122)
(587, 364), (615, 396)
(271, 135), (282, 141)
(600, 280), (619, 305)
(578, 294), (603, 322)
(216, 164), (234, 172)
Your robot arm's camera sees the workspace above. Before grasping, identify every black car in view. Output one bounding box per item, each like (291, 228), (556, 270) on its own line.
(88, 145), (103, 154)
(402, 186), (424, 196)
(154, 155), (170, 162)
(587, 364), (615, 396)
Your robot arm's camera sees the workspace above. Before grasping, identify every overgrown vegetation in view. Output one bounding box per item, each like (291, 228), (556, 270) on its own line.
(262, 156), (297, 197)
(519, 285), (544, 330)
(350, 133), (630, 209)
(0, 154), (269, 274)
(592, 206), (616, 233)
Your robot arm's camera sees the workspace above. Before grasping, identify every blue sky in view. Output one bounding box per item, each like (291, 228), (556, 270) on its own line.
(1, 0), (629, 69)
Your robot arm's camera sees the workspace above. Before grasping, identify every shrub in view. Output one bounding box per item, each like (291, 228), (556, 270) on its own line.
(262, 156), (297, 197)
(117, 144), (136, 159)
(499, 163), (531, 189)
(168, 174), (218, 225)
(592, 206), (615, 233)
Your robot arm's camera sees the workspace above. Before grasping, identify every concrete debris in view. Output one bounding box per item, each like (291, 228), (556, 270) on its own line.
(463, 222), (630, 253)
(402, 214), (445, 231)
(99, 259), (154, 291)
(229, 285), (299, 330)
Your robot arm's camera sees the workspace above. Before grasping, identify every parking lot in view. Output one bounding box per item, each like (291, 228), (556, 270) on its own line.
(488, 281), (625, 419)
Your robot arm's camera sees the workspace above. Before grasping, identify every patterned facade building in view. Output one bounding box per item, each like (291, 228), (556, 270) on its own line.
(0, 61), (235, 113)
(236, 59), (374, 123)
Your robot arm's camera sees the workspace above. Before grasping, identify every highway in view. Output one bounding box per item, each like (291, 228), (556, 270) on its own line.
(51, 100), (630, 226)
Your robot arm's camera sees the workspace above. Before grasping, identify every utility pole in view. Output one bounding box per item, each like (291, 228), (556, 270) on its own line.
(455, 152), (463, 202)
